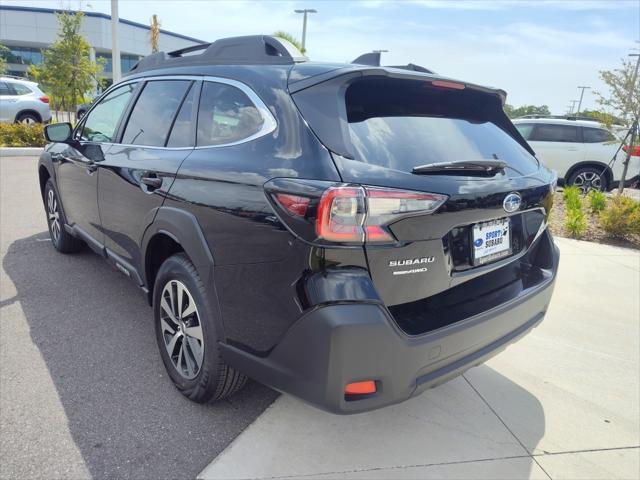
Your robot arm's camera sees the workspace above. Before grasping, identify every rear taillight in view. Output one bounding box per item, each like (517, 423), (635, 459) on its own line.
(315, 185), (447, 244)
(622, 145), (640, 156)
(39, 96), (49, 103)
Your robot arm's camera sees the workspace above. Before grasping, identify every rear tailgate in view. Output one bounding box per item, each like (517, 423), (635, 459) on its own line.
(291, 69), (555, 309)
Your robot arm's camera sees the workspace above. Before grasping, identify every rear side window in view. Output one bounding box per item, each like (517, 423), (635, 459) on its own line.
(345, 77), (538, 174)
(515, 123), (534, 140)
(197, 81), (264, 147)
(583, 127), (616, 143)
(11, 83), (32, 95)
(80, 83), (136, 143)
(122, 80), (192, 146)
(530, 124), (579, 142)
(0, 82), (10, 95)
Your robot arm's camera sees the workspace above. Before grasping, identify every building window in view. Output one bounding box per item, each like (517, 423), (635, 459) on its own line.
(96, 53), (141, 74)
(3, 46), (43, 65)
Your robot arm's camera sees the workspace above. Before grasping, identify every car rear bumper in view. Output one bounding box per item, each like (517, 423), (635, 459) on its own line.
(222, 235), (560, 414)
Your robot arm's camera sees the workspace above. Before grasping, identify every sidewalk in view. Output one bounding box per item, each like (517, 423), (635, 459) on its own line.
(199, 238), (640, 480)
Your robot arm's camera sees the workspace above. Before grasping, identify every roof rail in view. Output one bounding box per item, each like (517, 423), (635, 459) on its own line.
(0, 74), (31, 81)
(516, 114), (600, 122)
(128, 35), (307, 75)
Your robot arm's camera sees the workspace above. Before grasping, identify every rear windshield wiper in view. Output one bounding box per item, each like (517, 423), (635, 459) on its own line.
(412, 160), (508, 176)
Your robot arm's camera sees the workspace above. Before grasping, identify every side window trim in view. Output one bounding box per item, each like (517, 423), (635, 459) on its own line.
(164, 80), (197, 147)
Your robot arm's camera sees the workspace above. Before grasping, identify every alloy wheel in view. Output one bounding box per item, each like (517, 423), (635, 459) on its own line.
(47, 188), (61, 244)
(573, 171), (603, 194)
(159, 280), (205, 380)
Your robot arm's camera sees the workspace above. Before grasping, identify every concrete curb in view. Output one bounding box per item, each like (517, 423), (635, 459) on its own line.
(0, 147), (44, 157)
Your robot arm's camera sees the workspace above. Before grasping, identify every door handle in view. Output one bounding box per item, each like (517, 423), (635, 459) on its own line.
(141, 175), (163, 189)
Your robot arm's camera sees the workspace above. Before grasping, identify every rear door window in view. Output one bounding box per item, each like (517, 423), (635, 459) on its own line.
(0, 82), (11, 96)
(583, 127), (616, 143)
(196, 81), (264, 147)
(530, 124), (579, 143)
(167, 83), (196, 148)
(122, 80), (192, 147)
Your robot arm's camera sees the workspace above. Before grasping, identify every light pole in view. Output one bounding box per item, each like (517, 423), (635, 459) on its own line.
(111, 0), (121, 82)
(568, 100), (578, 114)
(294, 9), (316, 52)
(575, 86), (590, 115)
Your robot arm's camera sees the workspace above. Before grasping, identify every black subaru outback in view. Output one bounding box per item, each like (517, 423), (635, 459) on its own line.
(38, 35), (559, 414)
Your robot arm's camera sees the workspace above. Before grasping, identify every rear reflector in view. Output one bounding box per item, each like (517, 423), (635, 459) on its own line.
(39, 96), (49, 104)
(345, 380), (376, 395)
(275, 193), (310, 217)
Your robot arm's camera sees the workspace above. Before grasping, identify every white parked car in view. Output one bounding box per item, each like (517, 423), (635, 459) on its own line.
(0, 76), (52, 124)
(513, 118), (640, 192)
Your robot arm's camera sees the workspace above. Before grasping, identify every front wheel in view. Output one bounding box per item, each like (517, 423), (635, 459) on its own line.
(153, 253), (246, 403)
(16, 112), (40, 124)
(44, 179), (84, 253)
(567, 167), (609, 193)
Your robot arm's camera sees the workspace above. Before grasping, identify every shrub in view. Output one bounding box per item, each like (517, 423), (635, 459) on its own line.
(599, 196), (640, 238)
(0, 123), (47, 147)
(565, 208), (587, 238)
(563, 186), (582, 211)
(587, 190), (607, 214)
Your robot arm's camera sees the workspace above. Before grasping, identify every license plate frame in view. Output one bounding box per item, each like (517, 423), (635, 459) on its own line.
(471, 218), (512, 266)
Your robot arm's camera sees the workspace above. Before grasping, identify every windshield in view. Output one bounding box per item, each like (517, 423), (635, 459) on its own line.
(346, 77), (539, 176)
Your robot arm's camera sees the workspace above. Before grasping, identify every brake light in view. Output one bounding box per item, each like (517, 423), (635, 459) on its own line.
(431, 80), (465, 90)
(39, 96), (49, 103)
(622, 145), (640, 156)
(316, 186), (447, 244)
(275, 193), (310, 217)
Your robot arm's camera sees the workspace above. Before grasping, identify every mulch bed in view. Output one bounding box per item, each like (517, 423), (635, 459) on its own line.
(548, 191), (640, 250)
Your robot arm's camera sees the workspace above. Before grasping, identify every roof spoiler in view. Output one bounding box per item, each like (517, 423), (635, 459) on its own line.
(128, 35), (307, 75)
(351, 53), (434, 74)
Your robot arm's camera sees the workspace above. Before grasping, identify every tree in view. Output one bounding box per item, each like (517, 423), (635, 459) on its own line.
(273, 31), (305, 54)
(149, 14), (161, 54)
(0, 44), (9, 75)
(593, 57), (640, 125)
(503, 104), (551, 118)
(579, 109), (626, 126)
(28, 11), (102, 122)
(594, 56), (640, 193)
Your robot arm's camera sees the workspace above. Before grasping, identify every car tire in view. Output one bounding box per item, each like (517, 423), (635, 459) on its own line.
(153, 253), (247, 403)
(16, 112), (40, 125)
(567, 166), (609, 193)
(44, 179), (85, 253)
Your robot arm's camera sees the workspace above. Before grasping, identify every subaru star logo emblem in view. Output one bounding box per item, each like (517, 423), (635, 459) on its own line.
(503, 193), (522, 213)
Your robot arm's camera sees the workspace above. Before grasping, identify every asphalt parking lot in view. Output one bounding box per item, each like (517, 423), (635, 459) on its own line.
(1, 154), (639, 480)
(0, 155), (277, 479)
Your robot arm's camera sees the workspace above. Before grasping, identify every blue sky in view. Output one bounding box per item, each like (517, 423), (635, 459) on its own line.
(4, 0), (639, 114)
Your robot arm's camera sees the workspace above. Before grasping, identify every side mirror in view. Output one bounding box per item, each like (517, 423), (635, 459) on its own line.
(44, 123), (73, 143)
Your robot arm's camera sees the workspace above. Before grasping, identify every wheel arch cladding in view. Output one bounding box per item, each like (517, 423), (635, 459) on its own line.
(141, 208), (224, 336)
(38, 164), (52, 200)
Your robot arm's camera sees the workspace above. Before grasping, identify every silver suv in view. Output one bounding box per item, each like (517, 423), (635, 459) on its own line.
(0, 76), (52, 124)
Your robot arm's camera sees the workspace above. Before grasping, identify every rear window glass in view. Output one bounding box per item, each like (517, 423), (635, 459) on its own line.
(345, 78), (538, 174)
